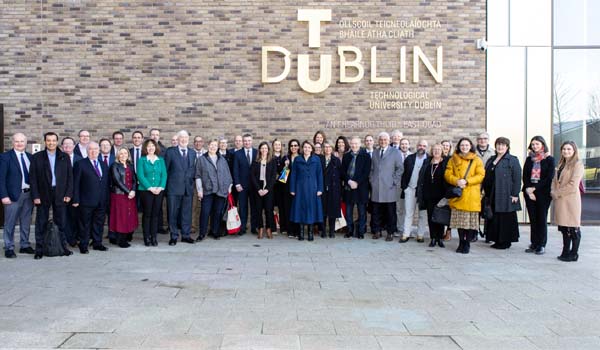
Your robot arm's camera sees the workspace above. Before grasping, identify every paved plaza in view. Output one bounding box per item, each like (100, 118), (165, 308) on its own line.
(1, 225), (599, 350)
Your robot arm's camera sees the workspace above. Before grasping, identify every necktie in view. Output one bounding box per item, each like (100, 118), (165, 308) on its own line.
(246, 149), (251, 165)
(104, 155), (109, 166)
(94, 160), (101, 178)
(380, 149), (384, 158)
(135, 148), (140, 168)
(20, 153), (30, 185)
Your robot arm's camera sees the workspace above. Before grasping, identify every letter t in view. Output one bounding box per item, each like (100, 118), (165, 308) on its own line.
(297, 9), (332, 48)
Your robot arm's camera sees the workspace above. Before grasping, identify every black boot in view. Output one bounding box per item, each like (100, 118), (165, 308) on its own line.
(456, 239), (464, 253)
(307, 225), (314, 241)
(557, 228), (571, 261)
(320, 222), (326, 238)
(569, 228), (581, 262)
(298, 225), (305, 241)
(118, 234), (130, 248)
(462, 239), (470, 254)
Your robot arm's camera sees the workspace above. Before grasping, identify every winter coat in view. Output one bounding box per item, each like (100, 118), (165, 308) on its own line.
(444, 152), (485, 212)
(289, 155), (324, 224)
(483, 153), (522, 213)
(369, 147), (404, 203)
(551, 160), (584, 227)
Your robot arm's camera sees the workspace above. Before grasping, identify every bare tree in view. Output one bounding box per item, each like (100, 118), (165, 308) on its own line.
(589, 87), (600, 134)
(553, 74), (577, 146)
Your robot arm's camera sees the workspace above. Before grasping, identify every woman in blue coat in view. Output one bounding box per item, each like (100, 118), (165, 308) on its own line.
(290, 140), (324, 241)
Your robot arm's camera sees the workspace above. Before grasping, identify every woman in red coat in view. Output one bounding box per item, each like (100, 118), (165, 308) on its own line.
(109, 148), (138, 248)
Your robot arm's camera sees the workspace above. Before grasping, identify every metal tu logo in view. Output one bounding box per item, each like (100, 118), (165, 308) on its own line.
(262, 9), (444, 94)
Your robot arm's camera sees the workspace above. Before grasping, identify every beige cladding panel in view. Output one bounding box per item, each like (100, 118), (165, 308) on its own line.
(1, 1), (486, 147)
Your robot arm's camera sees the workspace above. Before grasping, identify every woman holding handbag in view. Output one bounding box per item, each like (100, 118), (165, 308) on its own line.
(482, 137), (522, 250)
(251, 142), (278, 239)
(444, 137), (485, 254)
(281, 139), (300, 238)
(552, 141), (584, 262)
(321, 141), (342, 238)
(194, 139), (233, 241)
(522, 136), (554, 255)
(417, 144), (448, 248)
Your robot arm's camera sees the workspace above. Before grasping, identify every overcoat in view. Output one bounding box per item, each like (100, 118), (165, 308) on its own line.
(444, 152), (485, 212)
(289, 155), (324, 224)
(484, 153), (522, 213)
(551, 160), (584, 227)
(369, 147), (403, 203)
(321, 155), (342, 218)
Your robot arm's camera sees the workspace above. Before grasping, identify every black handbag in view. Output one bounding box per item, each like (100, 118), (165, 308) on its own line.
(432, 205), (451, 225)
(445, 159), (474, 199)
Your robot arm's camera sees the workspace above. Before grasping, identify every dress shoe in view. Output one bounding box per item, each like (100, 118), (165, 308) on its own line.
(151, 238), (158, 246)
(213, 235), (220, 240)
(68, 241), (78, 248)
(19, 247), (35, 254)
(118, 242), (131, 248)
(399, 236), (409, 243)
(34, 253), (43, 260)
(358, 234), (364, 239)
(320, 231), (326, 238)
(534, 247), (545, 255)
(93, 245), (108, 251)
(109, 238), (117, 245)
(416, 237), (425, 243)
(344, 233), (353, 238)
(372, 232), (381, 239)
(329, 233), (335, 238)
(5, 250), (16, 258)
(63, 249), (73, 256)
(470, 235), (478, 242)
(79, 247), (89, 254)
(385, 234), (393, 242)
(168, 239), (177, 246)
(158, 229), (168, 235)
(181, 237), (195, 244)
(525, 245), (536, 253)
(428, 240), (436, 247)
(438, 240), (445, 248)
(238, 231), (246, 236)
(196, 235), (204, 242)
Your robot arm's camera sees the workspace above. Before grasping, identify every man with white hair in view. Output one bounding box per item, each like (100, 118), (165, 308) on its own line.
(164, 130), (197, 245)
(72, 142), (110, 254)
(369, 132), (404, 241)
(0, 133), (34, 258)
(399, 139), (429, 243)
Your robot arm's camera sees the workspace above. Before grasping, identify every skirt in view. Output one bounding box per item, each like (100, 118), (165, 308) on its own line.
(109, 193), (139, 234)
(450, 209), (479, 230)
(487, 211), (519, 244)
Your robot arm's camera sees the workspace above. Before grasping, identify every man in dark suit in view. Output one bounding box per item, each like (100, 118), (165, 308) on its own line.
(61, 137), (82, 246)
(341, 137), (371, 239)
(233, 133), (258, 235)
(99, 138), (116, 168)
(73, 129), (91, 158)
(164, 130), (197, 245)
(29, 132), (74, 259)
(98, 138), (118, 244)
(129, 130), (144, 174)
(111, 131), (125, 158)
(0, 133), (34, 259)
(72, 142), (110, 254)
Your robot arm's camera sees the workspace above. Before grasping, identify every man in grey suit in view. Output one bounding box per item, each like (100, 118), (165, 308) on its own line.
(164, 130), (197, 245)
(370, 132), (404, 241)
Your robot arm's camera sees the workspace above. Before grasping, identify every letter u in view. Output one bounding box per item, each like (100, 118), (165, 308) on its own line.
(297, 54), (332, 94)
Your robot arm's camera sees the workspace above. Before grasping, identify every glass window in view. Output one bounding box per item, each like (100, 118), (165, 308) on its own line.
(553, 49), (600, 222)
(554, 0), (600, 46)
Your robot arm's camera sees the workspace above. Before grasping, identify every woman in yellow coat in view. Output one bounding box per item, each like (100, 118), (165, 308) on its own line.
(551, 141), (584, 262)
(444, 137), (485, 254)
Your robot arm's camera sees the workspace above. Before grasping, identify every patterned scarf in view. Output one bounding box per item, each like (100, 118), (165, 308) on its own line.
(529, 151), (547, 183)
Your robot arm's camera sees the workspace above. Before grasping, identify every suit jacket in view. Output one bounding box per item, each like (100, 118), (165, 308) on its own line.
(0, 149), (33, 202)
(225, 148), (238, 175)
(401, 153), (429, 190)
(73, 143), (88, 158)
(250, 158), (278, 192)
(341, 150), (371, 204)
(68, 153), (83, 167)
(370, 147), (404, 203)
(129, 146), (144, 172)
(73, 158), (110, 207)
(99, 152), (116, 168)
(164, 146), (197, 196)
(29, 149), (73, 206)
(233, 148), (258, 189)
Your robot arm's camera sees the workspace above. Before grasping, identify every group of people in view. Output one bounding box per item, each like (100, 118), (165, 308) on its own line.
(1, 128), (584, 262)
